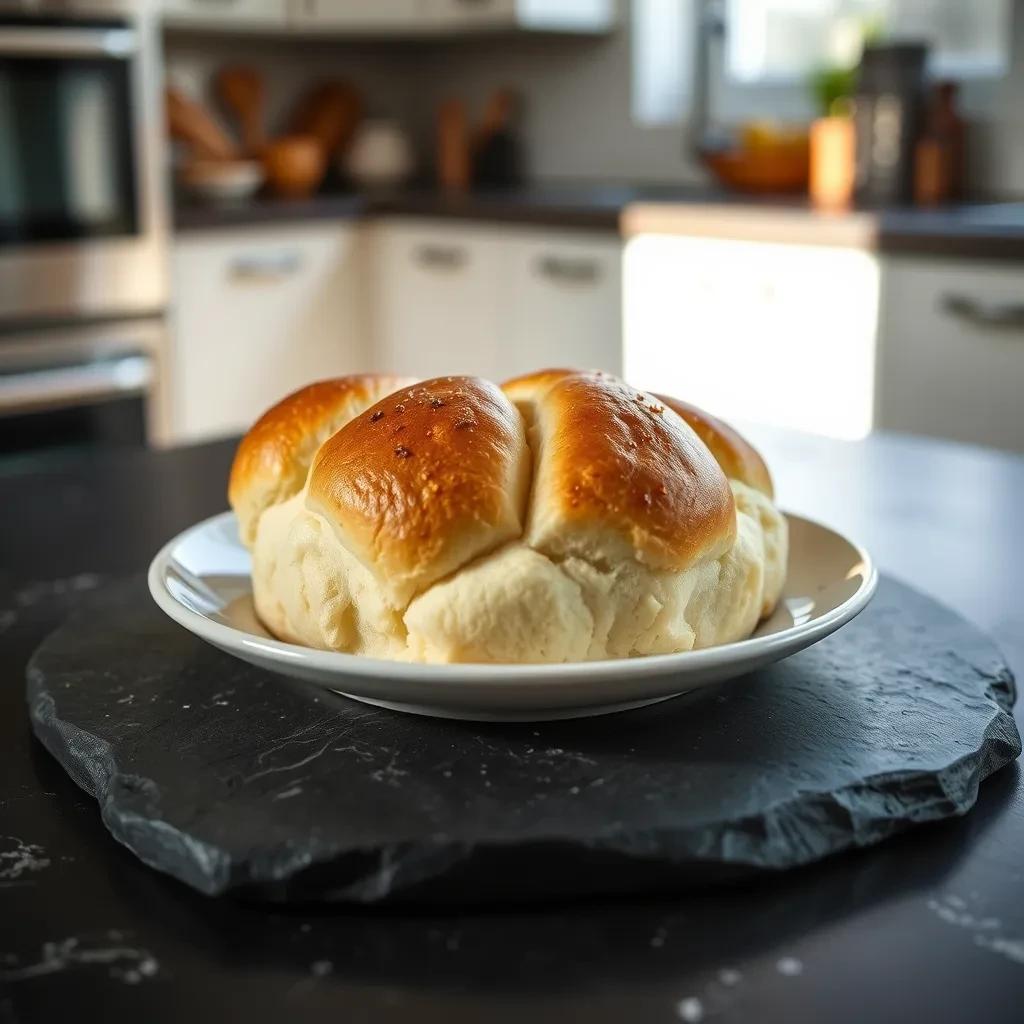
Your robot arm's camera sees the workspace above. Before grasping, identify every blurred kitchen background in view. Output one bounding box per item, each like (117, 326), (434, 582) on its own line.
(1, 0), (1022, 459)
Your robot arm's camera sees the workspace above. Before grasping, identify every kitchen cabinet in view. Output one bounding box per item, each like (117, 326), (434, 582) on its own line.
(876, 256), (1024, 452)
(169, 224), (369, 444)
(502, 232), (622, 378)
(162, 0), (613, 34)
(369, 219), (622, 382)
(287, 0), (423, 32)
(623, 234), (881, 441)
(424, 0), (615, 32)
(370, 222), (507, 379)
(161, 0), (287, 30)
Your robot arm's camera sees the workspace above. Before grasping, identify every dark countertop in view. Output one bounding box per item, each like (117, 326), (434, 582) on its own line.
(2, 426), (1024, 1023)
(174, 183), (1024, 260)
(172, 183), (690, 233)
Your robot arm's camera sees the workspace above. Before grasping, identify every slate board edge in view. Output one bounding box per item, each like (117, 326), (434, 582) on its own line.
(24, 635), (1022, 903)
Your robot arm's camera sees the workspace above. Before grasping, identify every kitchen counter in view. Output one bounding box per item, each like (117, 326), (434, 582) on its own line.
(623, 198), (1024, 261)
(174, 184), (1024, 259)
(2, 427), (1023, 1023)
(172, 183), (656, 233)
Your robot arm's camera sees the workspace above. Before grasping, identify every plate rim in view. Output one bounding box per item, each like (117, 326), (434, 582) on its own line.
(147, 509), (878, 687)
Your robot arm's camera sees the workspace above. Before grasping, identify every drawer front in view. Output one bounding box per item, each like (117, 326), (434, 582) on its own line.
(171, 226), (365, 442)
(502, 233), (622, 380)
(373, 223), (506, 380)
(877, 257), (1024, 452)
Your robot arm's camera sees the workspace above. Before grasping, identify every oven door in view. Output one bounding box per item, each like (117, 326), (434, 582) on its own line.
(0, 14), (167, 321)
(0, 317), (163, 456)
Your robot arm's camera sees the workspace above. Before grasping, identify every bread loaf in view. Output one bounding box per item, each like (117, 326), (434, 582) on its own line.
(229, 369), (787, 663)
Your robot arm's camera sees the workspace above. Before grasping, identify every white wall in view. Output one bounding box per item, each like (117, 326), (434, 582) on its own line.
(164, 0), (1024, 197)
(163, 31), (419, 162)
(412, 0), (1024, 195)
(959, 0), (1024, 198)
(408, 15), (706, 186)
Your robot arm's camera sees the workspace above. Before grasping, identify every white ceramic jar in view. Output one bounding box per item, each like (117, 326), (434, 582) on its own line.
(344, 120), (415, 188)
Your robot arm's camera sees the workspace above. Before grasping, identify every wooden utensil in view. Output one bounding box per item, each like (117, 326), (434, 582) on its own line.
(290, 80), (363, 158)
(165, 86), (238, 162)
(216, 66), (267, 157)
(437, 97), (470, 192)
(262, 135), (326, 198)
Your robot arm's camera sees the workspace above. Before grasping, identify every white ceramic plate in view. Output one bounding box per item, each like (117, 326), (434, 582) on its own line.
(148, 511), (877, 721)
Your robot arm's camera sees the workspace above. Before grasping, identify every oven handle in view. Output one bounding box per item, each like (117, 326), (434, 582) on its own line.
(0, 355), (152, 416)
(0, 27), (137, 59)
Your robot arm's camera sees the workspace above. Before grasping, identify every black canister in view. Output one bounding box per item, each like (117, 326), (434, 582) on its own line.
(853, 42), (928, 206)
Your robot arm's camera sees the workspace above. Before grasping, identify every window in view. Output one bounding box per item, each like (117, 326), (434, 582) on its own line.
(631, 0), (694, 125)
(726, 0), (1012, 82)
(631, 0), (1011, 126)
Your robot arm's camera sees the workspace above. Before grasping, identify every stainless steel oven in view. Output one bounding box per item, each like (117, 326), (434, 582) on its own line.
(0, 315), (163, 454)
(0, 0), (168, 451)
(0, 0), (167, 321)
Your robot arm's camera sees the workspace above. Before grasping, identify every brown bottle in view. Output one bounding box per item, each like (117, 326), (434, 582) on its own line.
(914, 80), (966, 207)
(932, 81), (966, 199)
(437, 98), (471, 193)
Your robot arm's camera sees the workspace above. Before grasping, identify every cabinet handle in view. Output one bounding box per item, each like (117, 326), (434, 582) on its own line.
(941, 294), (1024, 330)
(229, 252), (303, 282)
(536, 255), (600, 285)
(414, 244), (467, 270)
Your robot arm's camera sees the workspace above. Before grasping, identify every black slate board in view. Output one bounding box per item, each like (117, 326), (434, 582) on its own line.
(24, 575), (1020, 904)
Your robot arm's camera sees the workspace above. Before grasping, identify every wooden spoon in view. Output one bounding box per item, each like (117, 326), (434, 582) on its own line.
(165, 86), (238, 161)
(290, 80), (364, 158)
(216, 67), (266, 157)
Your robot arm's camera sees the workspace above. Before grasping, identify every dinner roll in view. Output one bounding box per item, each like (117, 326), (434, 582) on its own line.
(504, 369), (736, 571)
(229, 374), (415, 545)
(654, 394), (786, 616)
(229, 369), (787, 664)
(307, 376), (530, 605)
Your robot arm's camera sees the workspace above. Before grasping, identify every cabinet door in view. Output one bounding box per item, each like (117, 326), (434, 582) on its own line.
(161, 0), (287, 28)
(502, 231), (622, 380)
(624, 235), (881, 440)
(371, 221), (505, 380)
(876, 257), (1024, 452)
(171, 225), (368, 443)
(288, 0), (423, 30)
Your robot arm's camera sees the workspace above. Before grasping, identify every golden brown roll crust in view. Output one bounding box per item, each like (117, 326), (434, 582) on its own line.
(239, 368), (786, 663)
(656, 394), (774, 499)
(228, 374), (415, 546)
(504, 370), (737, 571)
(307, 376), (530, 603)
(503, 367), (582, 405)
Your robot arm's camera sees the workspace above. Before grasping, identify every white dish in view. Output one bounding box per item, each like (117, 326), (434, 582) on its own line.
(148, 511), (877, 721)
(178, 160), (264, 203)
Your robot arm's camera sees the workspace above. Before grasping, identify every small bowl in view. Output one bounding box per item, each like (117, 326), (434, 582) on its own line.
(262, 135), (327, 199)
(179, 160), (265, 203)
